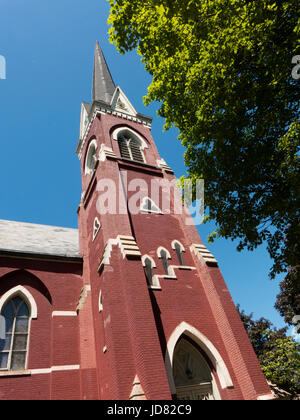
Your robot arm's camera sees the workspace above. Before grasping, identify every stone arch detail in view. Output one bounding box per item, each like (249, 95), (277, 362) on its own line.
(0, 285), (38, 319)
(165, 322), (233, 394)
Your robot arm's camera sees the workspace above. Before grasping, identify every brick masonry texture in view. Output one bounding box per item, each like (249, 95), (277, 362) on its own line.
(0, 111), (272, 401)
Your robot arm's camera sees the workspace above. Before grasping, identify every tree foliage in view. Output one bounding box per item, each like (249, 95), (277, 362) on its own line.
(275, 267), (300, 328)
(108, 1), (300, 298)
(238, 305), (300, 397)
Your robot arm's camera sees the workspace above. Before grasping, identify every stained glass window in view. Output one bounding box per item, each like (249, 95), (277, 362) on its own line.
(0, 296), (30, 371)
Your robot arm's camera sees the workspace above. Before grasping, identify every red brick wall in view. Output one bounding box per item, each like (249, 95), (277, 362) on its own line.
(0, 112), (272, 400)
(0, 257), (92, 400)
(77, 112), (272, 400)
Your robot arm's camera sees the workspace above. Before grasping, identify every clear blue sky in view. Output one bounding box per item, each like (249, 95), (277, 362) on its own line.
(0, 0), (288, 330)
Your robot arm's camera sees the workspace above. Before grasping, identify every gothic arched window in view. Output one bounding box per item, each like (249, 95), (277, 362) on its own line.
(142, 255), (161, 289)
(0, 296), (30, 371)
(173, 338), (218, 400)
(172, 241), (185, 266)
(158, 247), (171, 275)
(118, 132), (145, 163)
(144, 258), (154, 286)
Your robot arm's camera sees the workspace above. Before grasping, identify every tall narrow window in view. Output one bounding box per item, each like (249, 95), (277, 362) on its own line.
(175, 242), (184, 265)
(161, 250), (169, 275)
(144, 258), (154, 286)
(118, 133), (145, 163)
(142, 255), (161, 289)
(85, 140), (98, 175)
(158, 248), (170, 275)
(174, 242), (185, 266)
(0, 296), (30, 371)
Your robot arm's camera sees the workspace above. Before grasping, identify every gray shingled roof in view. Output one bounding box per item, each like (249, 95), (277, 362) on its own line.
(92, 41), (116, 104)
(0, 220), (81, 260)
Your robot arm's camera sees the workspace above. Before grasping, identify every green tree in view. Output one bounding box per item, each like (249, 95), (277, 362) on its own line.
(237, 305), (300, 398)
(260, 332), (300, 397)
(108, 0), (300, 307)
(275, 267), (300, 329)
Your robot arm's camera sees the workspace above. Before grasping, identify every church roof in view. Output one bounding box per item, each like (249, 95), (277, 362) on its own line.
(0, 220), (81, 260)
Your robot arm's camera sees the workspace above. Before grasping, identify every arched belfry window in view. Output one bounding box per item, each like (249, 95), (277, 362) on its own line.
(116, 129), (146, 163)
(85, 140), (98, 175)
(0, 296), (30, 371)
(173, 338), (219, 400)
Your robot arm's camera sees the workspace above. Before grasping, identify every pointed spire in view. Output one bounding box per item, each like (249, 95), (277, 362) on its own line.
(92, 41), (116, 104)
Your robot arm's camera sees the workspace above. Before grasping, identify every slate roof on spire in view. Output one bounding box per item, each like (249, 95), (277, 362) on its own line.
(92, 41), (116, 104)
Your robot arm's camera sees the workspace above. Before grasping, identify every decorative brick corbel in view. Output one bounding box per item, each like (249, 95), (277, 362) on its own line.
(156, 158), (174, 174)
(190, 244), (218, 266)
(129, 376), (147, 400)
(99, 144), (117, 162)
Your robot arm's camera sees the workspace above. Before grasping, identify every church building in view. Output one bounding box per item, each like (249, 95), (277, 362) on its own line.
(0, 42), (273, 400)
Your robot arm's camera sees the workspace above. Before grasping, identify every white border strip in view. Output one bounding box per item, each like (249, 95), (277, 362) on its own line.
(52, 311), (78, 318)
(31, 365), (80, 375)
(257, 393), (275, 401)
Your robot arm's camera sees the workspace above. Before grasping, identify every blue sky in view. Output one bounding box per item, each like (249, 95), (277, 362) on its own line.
(0, 0), (288, 330)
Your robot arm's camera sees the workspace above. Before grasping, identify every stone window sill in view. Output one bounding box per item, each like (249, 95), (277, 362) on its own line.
(148, 285), (162, 291)
(0, 370), (31, 377)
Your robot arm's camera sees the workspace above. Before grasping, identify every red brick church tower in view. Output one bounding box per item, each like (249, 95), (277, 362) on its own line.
(0, 42), (273, 400)
(75, 42), (273, 401)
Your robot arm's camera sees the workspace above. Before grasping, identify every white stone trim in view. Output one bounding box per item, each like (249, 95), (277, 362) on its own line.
(52, 311), (77, 317)
(257, 393), (275, 401)
(171, 240), (186, 253)
(112, 127), (149, 150)
(79, 103), (90, 141)
(98, 236), (142, 271)
(190, 244), (218, 266)
(0, 365), (81, 377)
(166, 265), (196, 278)
(99, 290), (103, 313)
(156, 158), (174, 174)
(165, 321), (233, 394)
(141, 254), (157, 269)
(98, 238), (119, 270)
(154, 274), (177, 283)
(117, 235), (141, 259)
(92, 217), (101, 241)
(76, 104), (152, 160)
(51, 365), (80, 372)
(157, 246), (171, 260)
(129, 375), (147, 400)
(31, 365), (80, 375)
(142, 255), (161, 290)
(84, 139), (98, 175)
(140, 197), (162, 214)
(99, 144), (117, 162)
(111, 86), (138, 116)
(0, 370), (31, 377)
(76, 285), (91, 312)
(0, 285), (38, 319)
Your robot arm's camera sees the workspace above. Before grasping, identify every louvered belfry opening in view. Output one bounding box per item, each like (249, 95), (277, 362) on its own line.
(118, 133), (145, 163)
